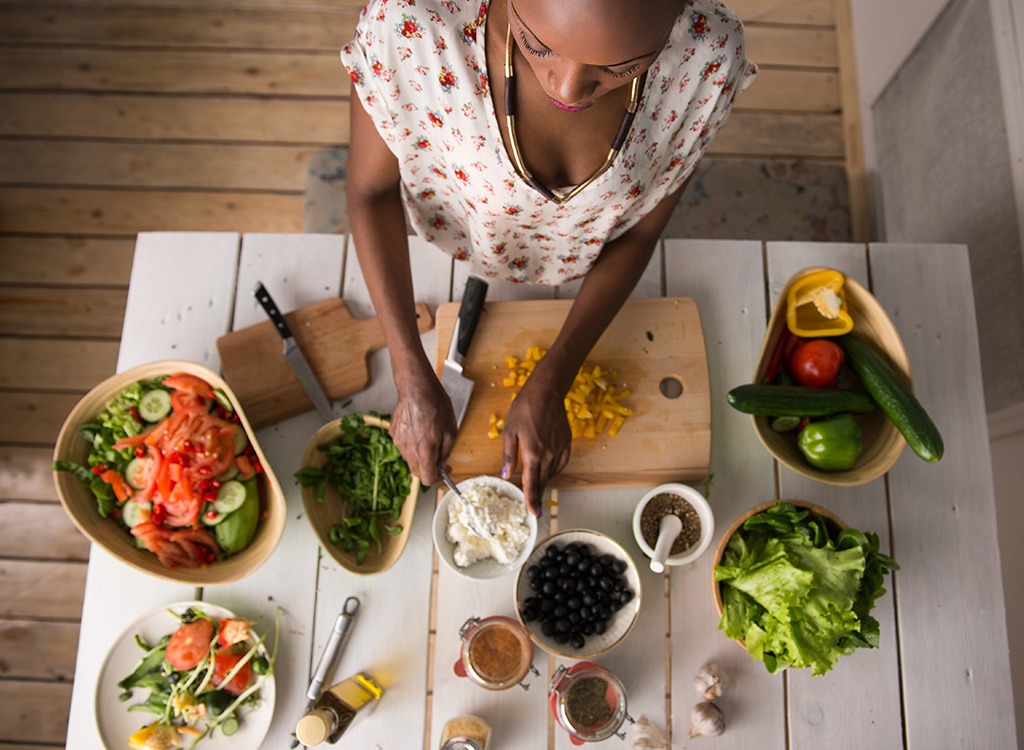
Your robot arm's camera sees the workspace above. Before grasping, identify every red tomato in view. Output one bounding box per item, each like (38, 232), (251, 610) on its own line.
(789, 339), (845, 387)
(165, 619), (214, 670)
(211, 652), (253, 695)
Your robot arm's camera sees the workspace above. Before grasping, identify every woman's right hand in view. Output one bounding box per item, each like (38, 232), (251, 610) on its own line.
(388, 369), (457, 487)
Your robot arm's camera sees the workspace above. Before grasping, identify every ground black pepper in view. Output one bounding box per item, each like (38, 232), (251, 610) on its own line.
(564, 675), (614, 729)
(640, 493), (701, 555)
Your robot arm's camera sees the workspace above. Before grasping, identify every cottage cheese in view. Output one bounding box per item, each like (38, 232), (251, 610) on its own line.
(446, 482), (530, 567)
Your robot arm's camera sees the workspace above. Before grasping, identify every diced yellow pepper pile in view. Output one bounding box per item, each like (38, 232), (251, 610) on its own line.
(487, 346), (633, 440)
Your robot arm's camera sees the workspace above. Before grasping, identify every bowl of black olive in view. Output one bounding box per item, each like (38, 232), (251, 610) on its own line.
(514, 529), (642, 659)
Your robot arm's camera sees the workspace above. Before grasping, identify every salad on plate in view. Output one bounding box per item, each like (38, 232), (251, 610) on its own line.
(53, 372), (266, 569)
(111, 603), (278, 749)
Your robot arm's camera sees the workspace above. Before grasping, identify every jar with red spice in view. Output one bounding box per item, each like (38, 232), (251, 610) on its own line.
(454, 616), (536, 690)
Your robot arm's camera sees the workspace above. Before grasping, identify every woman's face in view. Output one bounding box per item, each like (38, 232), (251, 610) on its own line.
(506, 0), (682, 112)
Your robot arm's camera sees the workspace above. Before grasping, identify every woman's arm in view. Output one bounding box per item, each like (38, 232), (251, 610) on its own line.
(502, 178), (691, 514)
(346, 94), (456, 485)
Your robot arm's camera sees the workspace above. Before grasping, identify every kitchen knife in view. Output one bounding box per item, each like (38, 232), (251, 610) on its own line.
(289, 596), (360, 748)
(440, 276), (488, 429)
(252, 281), (335, 423)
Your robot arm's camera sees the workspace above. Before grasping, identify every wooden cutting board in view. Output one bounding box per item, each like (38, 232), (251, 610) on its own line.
(217, 297), (433, 427)
(436, 298), (710, 487)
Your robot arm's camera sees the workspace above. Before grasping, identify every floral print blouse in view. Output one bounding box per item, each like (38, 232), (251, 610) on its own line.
(341, 0), (757, 285)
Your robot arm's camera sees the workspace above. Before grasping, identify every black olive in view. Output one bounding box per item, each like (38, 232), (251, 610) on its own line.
(529, 577), (542, 591)
(613, 559), (627, 574)
(560, 579), (575, 593)
(599, 553), (614, 567)
(555, 618), (571, 633)
(619, 589), (635, 604)
(612, 577), (625, 591)
(568, 611), (581, 625)
(582, 621), (595, 635)
(546, 544), (561, 557)
(542, 620), (556, 636)
(544, 565), (558, 580)
(582, 593), (595, 607)
(542, 580), (558, 596)
(567, 597), (581, 610)
(554, 631), (570, 644)
(553, 605), (568, 618)
(527, 564), (540, 578)
(566, 551), (580, 567)
(578, 544), (592, 558)
(540, 598), (555, 613)
(599, 577), (613, 591)
(577, 559), (591, 573)
(522, 606), (538, 622)
(571, 632), (585, 649)
(595, 620), (607, 634)
(579, 606), (591, 619)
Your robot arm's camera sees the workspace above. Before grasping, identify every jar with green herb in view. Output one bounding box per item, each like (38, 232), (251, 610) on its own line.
(549, 662), (629, 743)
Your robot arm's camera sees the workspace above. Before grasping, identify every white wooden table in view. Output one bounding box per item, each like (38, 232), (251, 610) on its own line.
(66, 234), (1017, 749)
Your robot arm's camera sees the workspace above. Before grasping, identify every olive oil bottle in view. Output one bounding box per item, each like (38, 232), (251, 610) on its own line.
(295, 672), (384, 746)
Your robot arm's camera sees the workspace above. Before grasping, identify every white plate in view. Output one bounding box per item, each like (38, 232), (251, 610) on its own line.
(95, 600), (276, 750)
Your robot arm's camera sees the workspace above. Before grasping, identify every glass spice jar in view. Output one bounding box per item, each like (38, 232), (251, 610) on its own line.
(440, 714), (491, 750)
(549, 662), (630, 743)
(454, 616), (535, 690)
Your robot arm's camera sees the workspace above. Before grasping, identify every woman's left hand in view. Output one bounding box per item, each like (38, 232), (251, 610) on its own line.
(500, 372), (572, 517)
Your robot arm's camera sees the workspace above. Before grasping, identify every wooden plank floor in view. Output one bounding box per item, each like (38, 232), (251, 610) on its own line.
(0, 0), (860, 745)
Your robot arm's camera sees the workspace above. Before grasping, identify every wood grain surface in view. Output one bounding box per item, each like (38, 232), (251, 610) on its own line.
(435, 298), (711, 485)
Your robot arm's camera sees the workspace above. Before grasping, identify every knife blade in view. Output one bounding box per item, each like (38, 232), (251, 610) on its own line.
(439, 276), (488, 429)
(252, 281), (335, 423)
(289, 596), (360, 748)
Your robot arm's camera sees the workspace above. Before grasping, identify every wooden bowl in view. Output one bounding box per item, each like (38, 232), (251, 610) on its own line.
(52, 360), (286, 585)
(300, 415), (420, 576)
(711, 500), (847, 619)
(752, 268), (910, 486)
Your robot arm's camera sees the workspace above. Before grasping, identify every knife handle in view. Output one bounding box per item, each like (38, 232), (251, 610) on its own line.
(252, 281), (294, 340)
(454, 276), (488, 360)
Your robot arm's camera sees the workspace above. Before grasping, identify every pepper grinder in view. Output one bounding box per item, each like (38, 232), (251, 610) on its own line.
(649, 514), (682, 573)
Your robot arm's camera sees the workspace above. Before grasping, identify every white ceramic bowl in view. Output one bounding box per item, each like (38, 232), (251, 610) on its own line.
(431, 475), (537, 581)
(514, 529), (642, 660)
(632, 482), (714, 569)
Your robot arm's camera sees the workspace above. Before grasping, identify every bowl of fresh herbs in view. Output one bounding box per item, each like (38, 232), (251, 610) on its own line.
(296, 413), (419, 575)
(712, 500), (898, 676)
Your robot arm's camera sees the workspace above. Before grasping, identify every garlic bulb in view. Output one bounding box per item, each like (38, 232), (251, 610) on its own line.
(693, 662), (730, 701)
(628, 715), (670, 749)
(688, 701), (726, 738)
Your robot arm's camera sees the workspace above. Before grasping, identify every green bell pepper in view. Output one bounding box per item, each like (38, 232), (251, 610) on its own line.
(798, 414), (862, 471)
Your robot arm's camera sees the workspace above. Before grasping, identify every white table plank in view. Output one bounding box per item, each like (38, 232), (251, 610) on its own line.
(206, 233), (346, 749)
(67, 231), (242, 750)
(553, 487), (668, 749)
(303, 236), (448, 750)
(663, 240), (785, 749)
(434, 257), (555, 750)
(870, 243), (1017, 748)
(765, 242), (903, 748)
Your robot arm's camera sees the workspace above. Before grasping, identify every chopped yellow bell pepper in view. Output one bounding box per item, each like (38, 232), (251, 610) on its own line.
(786, 268), (854, 337)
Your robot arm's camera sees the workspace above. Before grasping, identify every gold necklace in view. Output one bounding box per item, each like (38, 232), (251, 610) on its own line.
(504, 25), (641, 205)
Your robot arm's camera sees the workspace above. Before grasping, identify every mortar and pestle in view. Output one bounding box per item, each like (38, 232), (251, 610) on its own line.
(632, 483), (714, 572)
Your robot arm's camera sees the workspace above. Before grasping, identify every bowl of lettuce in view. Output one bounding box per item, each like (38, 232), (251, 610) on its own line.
(712, 500), (898, 676)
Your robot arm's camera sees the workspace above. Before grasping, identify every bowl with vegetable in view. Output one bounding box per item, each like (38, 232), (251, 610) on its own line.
(432, 475), (537, 580)
(712, 500), (898, 676)
(514, 529), (641, 659)
(96, 600), (278, 749)
(297, 413), (420, 576)
(52, 361), (286, 585)
(728, 267), (943, 486)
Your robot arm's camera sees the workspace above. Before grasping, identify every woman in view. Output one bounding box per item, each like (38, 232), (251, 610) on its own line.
(342, 0), (755, 515)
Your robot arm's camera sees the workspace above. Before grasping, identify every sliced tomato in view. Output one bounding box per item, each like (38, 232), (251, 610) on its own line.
(211, 652), (253, 695)
(162, 373), (216, 399)
(162, 481), (200, 528)
(165, 618), (214, 670)
(171, 389), (209, 414)
(217, 618), (255, 649)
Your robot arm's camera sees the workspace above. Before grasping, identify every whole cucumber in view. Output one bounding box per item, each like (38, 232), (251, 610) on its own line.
(727, 384), (877, 417)
(837, 334), (944, 462)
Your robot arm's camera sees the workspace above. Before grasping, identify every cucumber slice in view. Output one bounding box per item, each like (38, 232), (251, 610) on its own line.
(232, 425), (249, 456)
(201, 502), (228, 526)
(216, 463), (240, 483)
(122, 500), (151, 528)
(213, 388), (235, 414)
(138, 389), (172, 422)
(220, 716), (239, 736)
(124, 457), (153, 490)
(213, 480), (247, 514)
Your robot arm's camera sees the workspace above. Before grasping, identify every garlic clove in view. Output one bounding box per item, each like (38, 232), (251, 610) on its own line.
(688, 701), (726, 738)
(693, 661), (730, 701)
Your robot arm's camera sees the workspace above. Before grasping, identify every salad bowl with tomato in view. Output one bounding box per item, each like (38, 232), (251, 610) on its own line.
(52, 360), (286, 585)
(748, 269), (912, 486)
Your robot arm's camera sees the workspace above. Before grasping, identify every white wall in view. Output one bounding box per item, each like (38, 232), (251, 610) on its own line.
(850, 0), (1024, 739)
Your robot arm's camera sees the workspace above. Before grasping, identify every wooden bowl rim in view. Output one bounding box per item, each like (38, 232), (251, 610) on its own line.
(710, 499), (848, 619)
(51, 360), (286, 585)
(300, 414), (420, 576)
(751, 268), (909, 486)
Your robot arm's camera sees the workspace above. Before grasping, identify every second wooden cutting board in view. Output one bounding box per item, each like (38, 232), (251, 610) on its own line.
(435, 297), (710, 487)
(217, 297), (433, 427)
